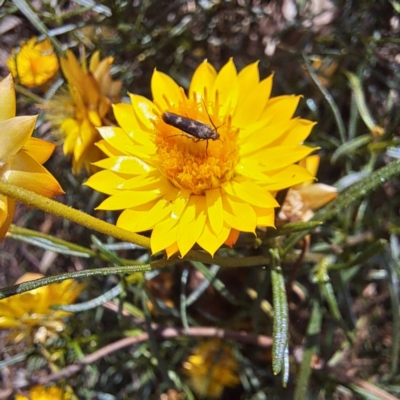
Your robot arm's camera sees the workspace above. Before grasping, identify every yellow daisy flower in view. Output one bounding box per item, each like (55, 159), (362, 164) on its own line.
(85, 59), (316, 257)
(15, 385), (72, 400)
(0, 272), (85, 343)
(278, 155), (338, 222)
(7, 37), (59, 88)
(182, 339), (240, 398)
(0, 75), (64, 241)
(46, 50), (122, 174)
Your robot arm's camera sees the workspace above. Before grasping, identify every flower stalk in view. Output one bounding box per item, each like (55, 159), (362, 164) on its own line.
(0, 181), (150, 249)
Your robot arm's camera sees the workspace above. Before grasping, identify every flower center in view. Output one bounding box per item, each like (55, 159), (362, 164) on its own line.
(155, 99), (240, 195)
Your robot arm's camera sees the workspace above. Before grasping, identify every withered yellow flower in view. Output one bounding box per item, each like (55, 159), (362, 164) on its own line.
(85, 59), (316, 257)
(278, 155), (338, 222)
(0, 75), (64, 241)
(7, 37), (59, 88)
(183, 339), (240, 398)
(0, 273), (84, 343)
(45, 50), (122, 174)
(15, 385), (72, 400)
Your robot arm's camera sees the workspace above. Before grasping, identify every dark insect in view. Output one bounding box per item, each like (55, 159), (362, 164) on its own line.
(162, 111), (221, 154)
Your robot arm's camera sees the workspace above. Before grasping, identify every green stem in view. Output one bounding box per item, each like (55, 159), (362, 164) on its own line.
(0, 182), (150, 249)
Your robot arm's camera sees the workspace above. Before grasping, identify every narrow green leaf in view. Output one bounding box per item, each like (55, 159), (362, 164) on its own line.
(0, 264), (152, 300)
(329, 239), (386, 270)
(52, 283), (126, 312)
(345, 71), (381, 132)
(331, 134), (372, 164)
(294, 300), (322, 400)
(270, 249), (289, 376)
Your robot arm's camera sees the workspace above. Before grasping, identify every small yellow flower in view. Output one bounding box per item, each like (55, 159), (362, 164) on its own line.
(45, 50), (122, 174)
(0, 273), (84, 343)
(278, 155), (338, 222)
(85, 59), (316, 257)
(15, 385), (72, 400)
(182, 339), (240, 398)
(0, 75), (64, 241)
(7, 37), (59, 88)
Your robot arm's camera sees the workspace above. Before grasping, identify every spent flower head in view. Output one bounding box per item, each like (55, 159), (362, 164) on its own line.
(182, 339), (240, 398)
(0, 75), (64, 241)
(45, 50), (122, 174)
(0, 273), (84, 343)
(86, 59), (316, 257)
(7, 37), (59, 88)
(278, 155), (338, 223)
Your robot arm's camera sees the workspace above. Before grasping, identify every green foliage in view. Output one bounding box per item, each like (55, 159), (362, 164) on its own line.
(1, 0), (400, 399)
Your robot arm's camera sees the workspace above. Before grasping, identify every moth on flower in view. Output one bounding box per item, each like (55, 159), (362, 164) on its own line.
(85, 59), (317, 257)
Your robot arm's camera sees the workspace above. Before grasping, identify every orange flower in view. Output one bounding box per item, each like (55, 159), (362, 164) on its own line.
(45, 50), (122, 174)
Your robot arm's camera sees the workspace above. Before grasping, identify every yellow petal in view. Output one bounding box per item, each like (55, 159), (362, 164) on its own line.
(223, 180), (279, 208)
(23, 137), (56, 164)
(94, 156), (154, 175)
(254, 206), (275, 227)
(96, 139), (124, 157)
(234, 161), (274, 182)
(84, 170), (126, 195)
(239, 119), (294, 155)
(177, 196), (207, 257)
(98, 126), (139, 157)
(6, 152), (64, 197)
(233, 73), (273, 127)
(151, 218), (179, 254)
(97, 190), (162, 210)
(264, 165), (315, 191)
(151, 69), (182, 110)
(303, 154), (320, 177)
(0, 75), (16, 121)
(189, 60), (217, 99)
(256, 145), (317, 170)
(197, 220), (230, 256)
(112, 102), (137, 136)
(165, 242), (179, 258)
(261, 95), (301, 123)
(0, 196), (15, 241)
(237, 61), (260, 104)
(213, 58), (239, 116)
(129, 93), (158, 132)
(275, 119), (316, 147)
(0, 116), (36, 161)
(116, 173), (161, 191)
(222, 194), (257, 233)
(206, 188), (224, 235)
(119, 199), (172, 232)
